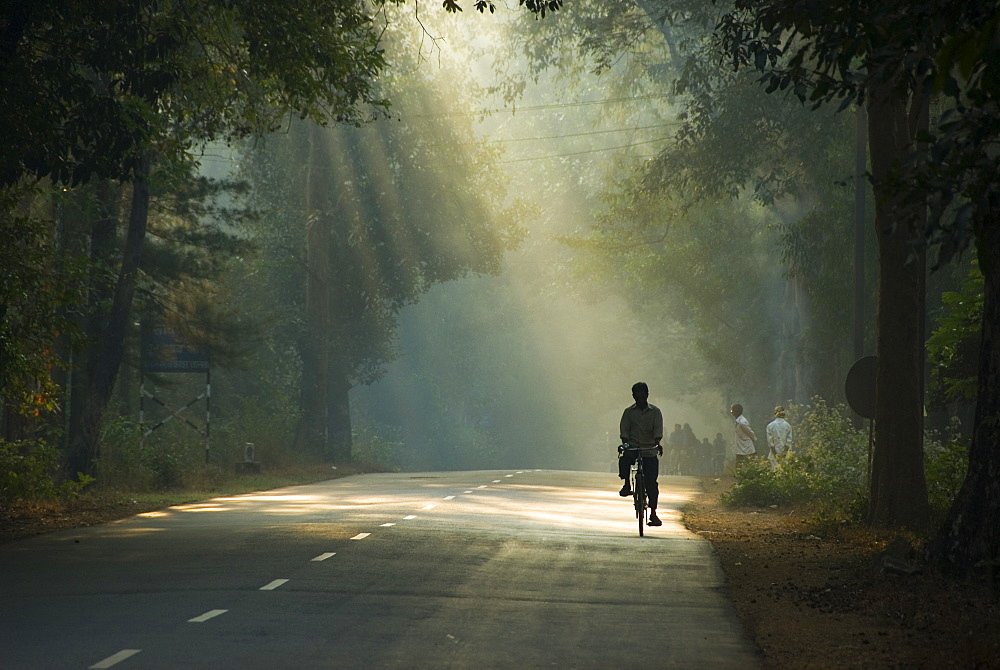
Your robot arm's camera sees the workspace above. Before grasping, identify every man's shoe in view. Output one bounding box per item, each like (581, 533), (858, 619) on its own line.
(647, 513), (662, 526)
(619, 483), (632, 497)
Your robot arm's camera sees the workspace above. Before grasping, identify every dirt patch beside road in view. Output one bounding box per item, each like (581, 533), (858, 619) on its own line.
(683, 476), (999, 669)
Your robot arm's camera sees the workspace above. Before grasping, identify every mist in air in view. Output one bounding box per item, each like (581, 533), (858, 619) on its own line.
(348, 7), (742, 473)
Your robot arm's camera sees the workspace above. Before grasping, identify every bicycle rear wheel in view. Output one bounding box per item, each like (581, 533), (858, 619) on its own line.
(633, 470), (646, 537)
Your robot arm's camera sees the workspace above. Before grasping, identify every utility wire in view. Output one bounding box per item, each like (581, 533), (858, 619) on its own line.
(407, 93), (675, 118)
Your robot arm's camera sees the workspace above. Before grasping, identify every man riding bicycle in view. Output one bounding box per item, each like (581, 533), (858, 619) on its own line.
(617, 381), (663, 527)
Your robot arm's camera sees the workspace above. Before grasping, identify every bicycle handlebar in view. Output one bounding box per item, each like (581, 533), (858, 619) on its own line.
(618, 443), (661, 453)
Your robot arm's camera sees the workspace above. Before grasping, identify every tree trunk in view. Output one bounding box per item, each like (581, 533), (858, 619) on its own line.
(327, 360), (352, 462)
(865, 88), (930, 529)
(67, 181), (120, 454)
(67, 155), (151, 478)
(928, 212), (1000, 579)
(293, 122), (331, 457)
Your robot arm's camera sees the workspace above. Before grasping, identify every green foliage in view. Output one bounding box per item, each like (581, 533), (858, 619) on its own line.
(927, 263), (983, 408)
(212, 394), (302, 470)
(0, 188), (87, 414)
(923, 420), (970, 520)
(721, 456), (813, 506)
(722, 399), (867, 519)
(0, 0), (392, 188)
(722, 397), (971, 523)
(351, 424), (403, 471)
(0, 440), (92, 503)
(98, 416), (191, 490)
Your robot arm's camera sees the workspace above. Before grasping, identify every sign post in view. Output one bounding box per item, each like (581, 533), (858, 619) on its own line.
(140, 322), (211, 462)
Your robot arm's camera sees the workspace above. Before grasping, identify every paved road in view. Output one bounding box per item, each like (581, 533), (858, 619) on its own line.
(0, 470), (760, 669)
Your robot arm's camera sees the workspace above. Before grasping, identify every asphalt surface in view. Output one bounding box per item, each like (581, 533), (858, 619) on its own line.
(0, 470), (761, 669)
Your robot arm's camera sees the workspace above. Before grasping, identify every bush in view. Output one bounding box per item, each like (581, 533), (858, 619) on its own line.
(924, 418), (969, 521)
(723, 398), (867, 518)
(721, 456), (813, 506)
(723, 397), (970, 524)
(0, 439), (92, 503)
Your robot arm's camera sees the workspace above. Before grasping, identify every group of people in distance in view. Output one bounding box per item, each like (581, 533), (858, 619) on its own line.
(616, 382), (795, 528)
(664, 421), (726, 477)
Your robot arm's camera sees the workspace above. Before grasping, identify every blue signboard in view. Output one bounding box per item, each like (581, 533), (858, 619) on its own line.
(141, 322), (210, 373)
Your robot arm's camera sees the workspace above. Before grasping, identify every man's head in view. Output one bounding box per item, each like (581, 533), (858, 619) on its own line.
(674, 423), (682, 431)
(631, 382), (649, 405)
(774, 405), (786, 418)
(730, 403), (744, 417)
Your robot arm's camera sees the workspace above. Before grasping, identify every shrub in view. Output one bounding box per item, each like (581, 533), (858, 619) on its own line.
(0, 439), (92, 503)
(723, 397), (971, 524)
(723, 398), (867, 517)
(924, 419), (970, 521)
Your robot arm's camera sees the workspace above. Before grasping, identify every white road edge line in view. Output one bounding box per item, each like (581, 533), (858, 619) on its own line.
(89, 649), (141, 669)
(188, 609), (228, 623)
(350, 532), (371, 540)
(260, 579), (289, 591)
(312, 552), (336, 561)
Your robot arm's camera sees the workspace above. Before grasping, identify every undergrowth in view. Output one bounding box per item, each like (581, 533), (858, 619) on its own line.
(721, 398), (968, 524)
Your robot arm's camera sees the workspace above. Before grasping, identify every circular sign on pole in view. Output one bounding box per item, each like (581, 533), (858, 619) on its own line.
(845, 355), (877, 419)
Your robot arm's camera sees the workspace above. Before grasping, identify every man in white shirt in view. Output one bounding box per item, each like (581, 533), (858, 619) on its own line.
(766, 405), (793, 467)
(730, 403), (757, 465)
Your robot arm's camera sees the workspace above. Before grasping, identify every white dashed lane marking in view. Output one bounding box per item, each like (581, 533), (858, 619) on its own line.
(188, 609), (228, 623)
(260, 579), (289, 591)
(443, 496), (455, 500)
(312, 552), (336, 562)
(381, 523), (396, 527)
(351, 533), (371, 540)
(421, 504), (437, 510)
(89, 649), (141, 668)
(404, 515), (416, 520)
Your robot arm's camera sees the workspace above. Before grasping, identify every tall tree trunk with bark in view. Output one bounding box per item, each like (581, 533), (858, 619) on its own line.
(326, 359), (352, 462)
(293, 123), (331, 458)
(67, 155), (151, 478)
(929, 210), (1000, 578)
(865, 89), (931, 529)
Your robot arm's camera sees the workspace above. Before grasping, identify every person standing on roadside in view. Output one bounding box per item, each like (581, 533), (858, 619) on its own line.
(618, 382), (664, 527)
(730, 403), (757, 466)
(766, 405), (793, 467)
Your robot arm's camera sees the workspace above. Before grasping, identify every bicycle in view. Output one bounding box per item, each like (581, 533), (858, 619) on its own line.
(619, 444), (649, 536)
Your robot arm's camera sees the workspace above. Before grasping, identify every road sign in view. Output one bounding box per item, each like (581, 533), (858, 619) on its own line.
(141, 322), (209, 373)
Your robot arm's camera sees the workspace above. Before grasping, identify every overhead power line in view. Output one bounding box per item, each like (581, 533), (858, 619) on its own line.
(407, 93), (675, 118)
